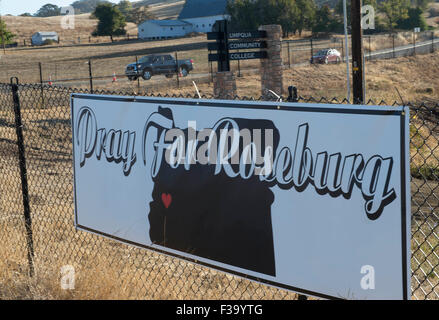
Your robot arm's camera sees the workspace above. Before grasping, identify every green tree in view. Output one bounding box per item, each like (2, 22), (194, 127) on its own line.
(34, 3), (61, 17)
(295, 0), (316, 36)
(397, 6), (428, 30)
(117, 0), (132, 17)
(379, 0), (410, 31)
(93, 3), (126, 36)
(19, 13), (33, 17)
(259, 0), (299, 36)
(227, 0), (314, 35)
(227, 0), (259, 30)
(0, 19), (15, 45)
(126, 5), (155, 25)
(71, 0), (110, 14)
(312, 5), (340, 34)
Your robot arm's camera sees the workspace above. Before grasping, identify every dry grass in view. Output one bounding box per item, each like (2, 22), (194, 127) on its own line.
(117, 50), (439, 105)
(426, 2), (439, 29)
(2, 1), (184, 46)
(0, 33), (210, 84)
(6, 43), (435, 105)
(1, 30), (438, 103)
(148, 0), (185, 19)
(3, 14), (139, 45)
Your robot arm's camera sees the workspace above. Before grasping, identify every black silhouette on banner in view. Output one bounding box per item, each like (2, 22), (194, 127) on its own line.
(146, 107), (280, 276)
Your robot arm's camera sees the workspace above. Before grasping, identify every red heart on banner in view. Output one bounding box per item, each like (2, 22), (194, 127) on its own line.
(161, 193), (172, 209)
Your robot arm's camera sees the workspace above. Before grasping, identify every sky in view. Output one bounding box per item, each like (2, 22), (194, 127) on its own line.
(0, 0), (118, 16)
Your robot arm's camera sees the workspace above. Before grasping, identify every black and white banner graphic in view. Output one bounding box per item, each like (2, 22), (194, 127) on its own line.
(71, 95), (411, 300)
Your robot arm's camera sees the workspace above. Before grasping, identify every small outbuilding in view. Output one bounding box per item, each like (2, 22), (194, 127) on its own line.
(31, 32), (59, 46)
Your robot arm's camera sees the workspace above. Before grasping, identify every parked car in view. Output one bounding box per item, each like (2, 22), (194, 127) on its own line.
(310, 49), (342, 64)
(125, 54), (194, 81)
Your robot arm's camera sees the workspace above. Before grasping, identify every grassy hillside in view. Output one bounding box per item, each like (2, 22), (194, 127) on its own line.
(133, 0), (182, 7)
(4, 0), (438, 46)
(2, 1), (184, 44)
(2, 14), (139, 43)
(426, 2), (439, 29)
(147, 0), (185, 19)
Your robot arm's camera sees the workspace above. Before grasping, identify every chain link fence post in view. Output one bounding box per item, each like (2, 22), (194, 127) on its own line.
(135, 55), (140, 94)
(38, 62), (45, 107)
(175, 51), (180, 88)
(392, 33), (395, 59)
(341, 38), (344, 61)
(88, 60), (94, 94)
(413, 31), (416, 56)
(10, 77), (35, 277)
(288, 41), (291, 68)
(237, 49), (242, 77)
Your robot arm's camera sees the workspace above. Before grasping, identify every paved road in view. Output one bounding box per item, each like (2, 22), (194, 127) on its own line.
(367, 37), (439, 60)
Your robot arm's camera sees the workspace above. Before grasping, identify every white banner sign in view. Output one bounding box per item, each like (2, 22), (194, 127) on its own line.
(71, 94), (411, 300)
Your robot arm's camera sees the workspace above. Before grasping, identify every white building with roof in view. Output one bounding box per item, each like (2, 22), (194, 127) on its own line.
(178, 0), (229, 33)
(138, 0), (229, 40)
(138, 20), (193, 40)
(31, 32), (59, 45)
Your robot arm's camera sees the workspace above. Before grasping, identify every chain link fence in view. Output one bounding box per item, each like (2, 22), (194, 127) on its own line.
(0, 82), (437, 300)
(1, 30), (437, 93)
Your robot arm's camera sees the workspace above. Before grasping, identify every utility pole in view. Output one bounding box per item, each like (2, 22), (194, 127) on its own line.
(351, 0), (365, 104)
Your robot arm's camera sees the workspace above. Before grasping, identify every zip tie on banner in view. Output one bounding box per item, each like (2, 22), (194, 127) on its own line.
(193, 81), (201, 99)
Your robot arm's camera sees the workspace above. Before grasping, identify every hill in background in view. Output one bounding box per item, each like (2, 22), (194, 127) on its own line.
(3, 1), (185, 42)
(69, 0), (183, 14)
(2, 14), (139, 42)
(69, 0), (184, 17)
(146, 0), (185, 19)
(4, 0), (439, 44)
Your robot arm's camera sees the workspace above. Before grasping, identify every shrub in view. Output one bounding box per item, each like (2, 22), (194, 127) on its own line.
(43, 39), (58, 46)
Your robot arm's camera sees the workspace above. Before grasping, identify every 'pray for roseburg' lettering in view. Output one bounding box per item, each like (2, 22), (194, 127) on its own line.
(76, 106), (397, 221)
